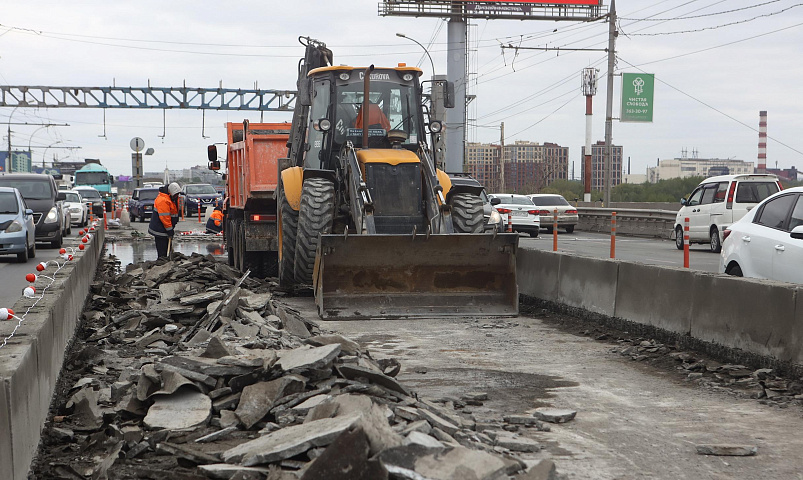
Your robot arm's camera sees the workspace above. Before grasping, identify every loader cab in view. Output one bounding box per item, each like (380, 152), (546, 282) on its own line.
(304, 66), (425, 170)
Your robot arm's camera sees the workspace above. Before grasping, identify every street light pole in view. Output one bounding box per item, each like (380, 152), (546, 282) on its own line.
(396, 33), (435, 78)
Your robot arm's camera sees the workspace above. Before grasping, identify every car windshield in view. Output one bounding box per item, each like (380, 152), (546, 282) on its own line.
(64, 193), (81, 203)
(0, 178), (53, 200)
(75, 171), (110, 185)
(0, 192), (18, 214)
(139, 189), (160, 200)
(493, 195), (533, 206)
(185, 185), (217, 195)
(78, 189), (101, 199)
(531, 196), (569, 206)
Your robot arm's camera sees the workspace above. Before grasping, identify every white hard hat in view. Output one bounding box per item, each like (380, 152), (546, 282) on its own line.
(168, 183), (181, 196)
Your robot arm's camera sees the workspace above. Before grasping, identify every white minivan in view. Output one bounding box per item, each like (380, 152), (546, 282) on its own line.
(674, 174), (782, 253)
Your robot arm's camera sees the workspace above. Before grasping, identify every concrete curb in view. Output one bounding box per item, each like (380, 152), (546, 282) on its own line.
(518, 248), (803, 369)
(0, 226), (104, 480)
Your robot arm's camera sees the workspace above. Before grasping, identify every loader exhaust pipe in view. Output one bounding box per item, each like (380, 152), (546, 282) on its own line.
(362, 65), (374, 148)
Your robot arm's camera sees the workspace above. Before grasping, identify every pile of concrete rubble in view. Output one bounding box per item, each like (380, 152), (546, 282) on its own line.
(32, 253), (563, 480)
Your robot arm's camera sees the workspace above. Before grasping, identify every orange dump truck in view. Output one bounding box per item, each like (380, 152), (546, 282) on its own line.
(208, 121), (291, 277)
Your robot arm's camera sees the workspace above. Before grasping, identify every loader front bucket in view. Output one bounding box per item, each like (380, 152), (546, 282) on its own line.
(313, 233), (519, 319)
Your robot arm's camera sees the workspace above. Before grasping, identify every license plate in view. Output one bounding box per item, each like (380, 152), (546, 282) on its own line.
(510, 211), (527, 217)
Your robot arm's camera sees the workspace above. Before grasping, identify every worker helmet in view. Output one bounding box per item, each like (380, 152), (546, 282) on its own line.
(168, 183), (181, 196)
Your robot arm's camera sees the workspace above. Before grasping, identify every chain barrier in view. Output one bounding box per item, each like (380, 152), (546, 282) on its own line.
(0, 224), (98, 351)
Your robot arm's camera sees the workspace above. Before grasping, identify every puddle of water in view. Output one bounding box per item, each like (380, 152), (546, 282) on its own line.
(105, 239), (226, 268)
(401, 367), (579, 412)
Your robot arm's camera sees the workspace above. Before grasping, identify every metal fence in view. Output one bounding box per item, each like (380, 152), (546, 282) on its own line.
(578, 207), (677, 239)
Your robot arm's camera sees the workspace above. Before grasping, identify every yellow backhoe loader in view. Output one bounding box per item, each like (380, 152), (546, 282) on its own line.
(277, 37), (518, 319)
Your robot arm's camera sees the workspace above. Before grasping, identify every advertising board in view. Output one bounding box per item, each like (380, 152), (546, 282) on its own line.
(620, 73), (655, 123)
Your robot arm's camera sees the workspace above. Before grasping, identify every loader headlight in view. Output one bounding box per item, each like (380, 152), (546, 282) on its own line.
(339, 72), (350, 81)
(318, 118), (331, 132)
(429, 120), (442, 133)
(402, 73), (414, 82)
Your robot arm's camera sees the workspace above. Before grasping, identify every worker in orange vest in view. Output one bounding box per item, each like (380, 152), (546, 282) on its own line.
(148, 183), (181, 258)
(206, 206), (224, 234)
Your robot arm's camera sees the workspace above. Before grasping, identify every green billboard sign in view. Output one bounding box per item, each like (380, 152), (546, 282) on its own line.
(620, 73), (654, 123)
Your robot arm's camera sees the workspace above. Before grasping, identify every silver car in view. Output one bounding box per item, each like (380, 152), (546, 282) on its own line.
(527, 194), (579, 233)
(488, 193), (540, 237)
(0, 187), (36, 262)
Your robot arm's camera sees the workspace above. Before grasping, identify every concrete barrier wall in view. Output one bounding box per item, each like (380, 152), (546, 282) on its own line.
(0, 227), (104, 480)
(518, 248), (803, 367)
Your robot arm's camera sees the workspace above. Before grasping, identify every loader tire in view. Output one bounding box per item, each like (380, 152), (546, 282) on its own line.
(450, 193), (484, 233)
(278, 184), (299, 288)
(294, 177), (335, 285)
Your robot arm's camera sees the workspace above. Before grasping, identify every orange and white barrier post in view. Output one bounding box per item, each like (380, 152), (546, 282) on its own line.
(683, 217), (690, 268)
(506, 213), (513, 233)
(552, 209), (558, 252)
(198, 204), (203, 223)
(610, 211), (617, 259)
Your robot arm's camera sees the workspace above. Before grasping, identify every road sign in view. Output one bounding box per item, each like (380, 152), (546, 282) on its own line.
(130, 137), (145, 152)
(620, 73), (654, 123)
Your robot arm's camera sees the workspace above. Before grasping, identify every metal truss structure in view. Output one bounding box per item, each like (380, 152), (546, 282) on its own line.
(379, 1), (602, 22)
(0, 85), (297, 111)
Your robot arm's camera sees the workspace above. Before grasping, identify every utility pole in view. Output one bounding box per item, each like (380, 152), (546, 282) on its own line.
(500, 122), (505, 192)
(582, 68), (598, 203)
(603, 0), (617, 206)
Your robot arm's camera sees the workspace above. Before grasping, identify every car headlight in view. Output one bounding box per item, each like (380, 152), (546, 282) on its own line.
(44, 206), (59, 223)
(5, 220), (22, 233)
(489, 210), (502, 224)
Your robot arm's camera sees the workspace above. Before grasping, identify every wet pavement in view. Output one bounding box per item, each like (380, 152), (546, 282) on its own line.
(106, 212), (226, 268)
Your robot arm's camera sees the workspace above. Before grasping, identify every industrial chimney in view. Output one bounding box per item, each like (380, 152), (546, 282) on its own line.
(757, 111), (767, 174)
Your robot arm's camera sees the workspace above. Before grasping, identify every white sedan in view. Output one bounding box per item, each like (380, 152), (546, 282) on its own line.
(63, 190), (89, 227)
(720, 186), (803, 284)
(527, 193), (579, 233)
(488, 194), (540, 237)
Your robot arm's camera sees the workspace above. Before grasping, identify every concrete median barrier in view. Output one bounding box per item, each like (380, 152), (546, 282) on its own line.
(690, 274), (801, 363)
(0, 227), (104, 480)
(518, 248), (803, 368)
(614, 262), (692, 335)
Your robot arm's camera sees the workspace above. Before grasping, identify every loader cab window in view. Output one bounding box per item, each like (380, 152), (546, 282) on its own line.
(332, 77), (421, 151)
(304, 79), (331, 170)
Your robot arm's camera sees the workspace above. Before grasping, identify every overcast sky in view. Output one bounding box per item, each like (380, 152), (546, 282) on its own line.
(1, 0), (801, 179)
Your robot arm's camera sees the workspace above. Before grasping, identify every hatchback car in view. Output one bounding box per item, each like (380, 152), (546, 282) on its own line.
(74, 186), (105, 217)
(720, 186), (803, 284)
(0, 187), (36, 262)
(675, 174), (781, 253)
(527, 194), (578, 233)
(128, 187), (161, 223)
(487, 193), (540, 237)
(63, 190), (88, 227)
(182, 184), (223, 215)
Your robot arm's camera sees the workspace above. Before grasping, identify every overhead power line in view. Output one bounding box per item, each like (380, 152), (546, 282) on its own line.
(619, 0), (783, 21)
(618, 56), (803, 158)
(627, 3), (803, 36)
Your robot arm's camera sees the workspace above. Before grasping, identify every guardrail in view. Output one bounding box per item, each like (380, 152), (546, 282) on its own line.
(577, 207), (676, 239)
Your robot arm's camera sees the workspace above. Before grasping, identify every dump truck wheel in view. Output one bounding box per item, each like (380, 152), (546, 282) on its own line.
(278, 184), (299, 288)
(450, 193), (484, 233)
(294, 177), (335, 285)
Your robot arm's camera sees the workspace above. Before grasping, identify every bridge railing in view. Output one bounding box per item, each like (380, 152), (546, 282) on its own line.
(577, 207), (677, 239)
